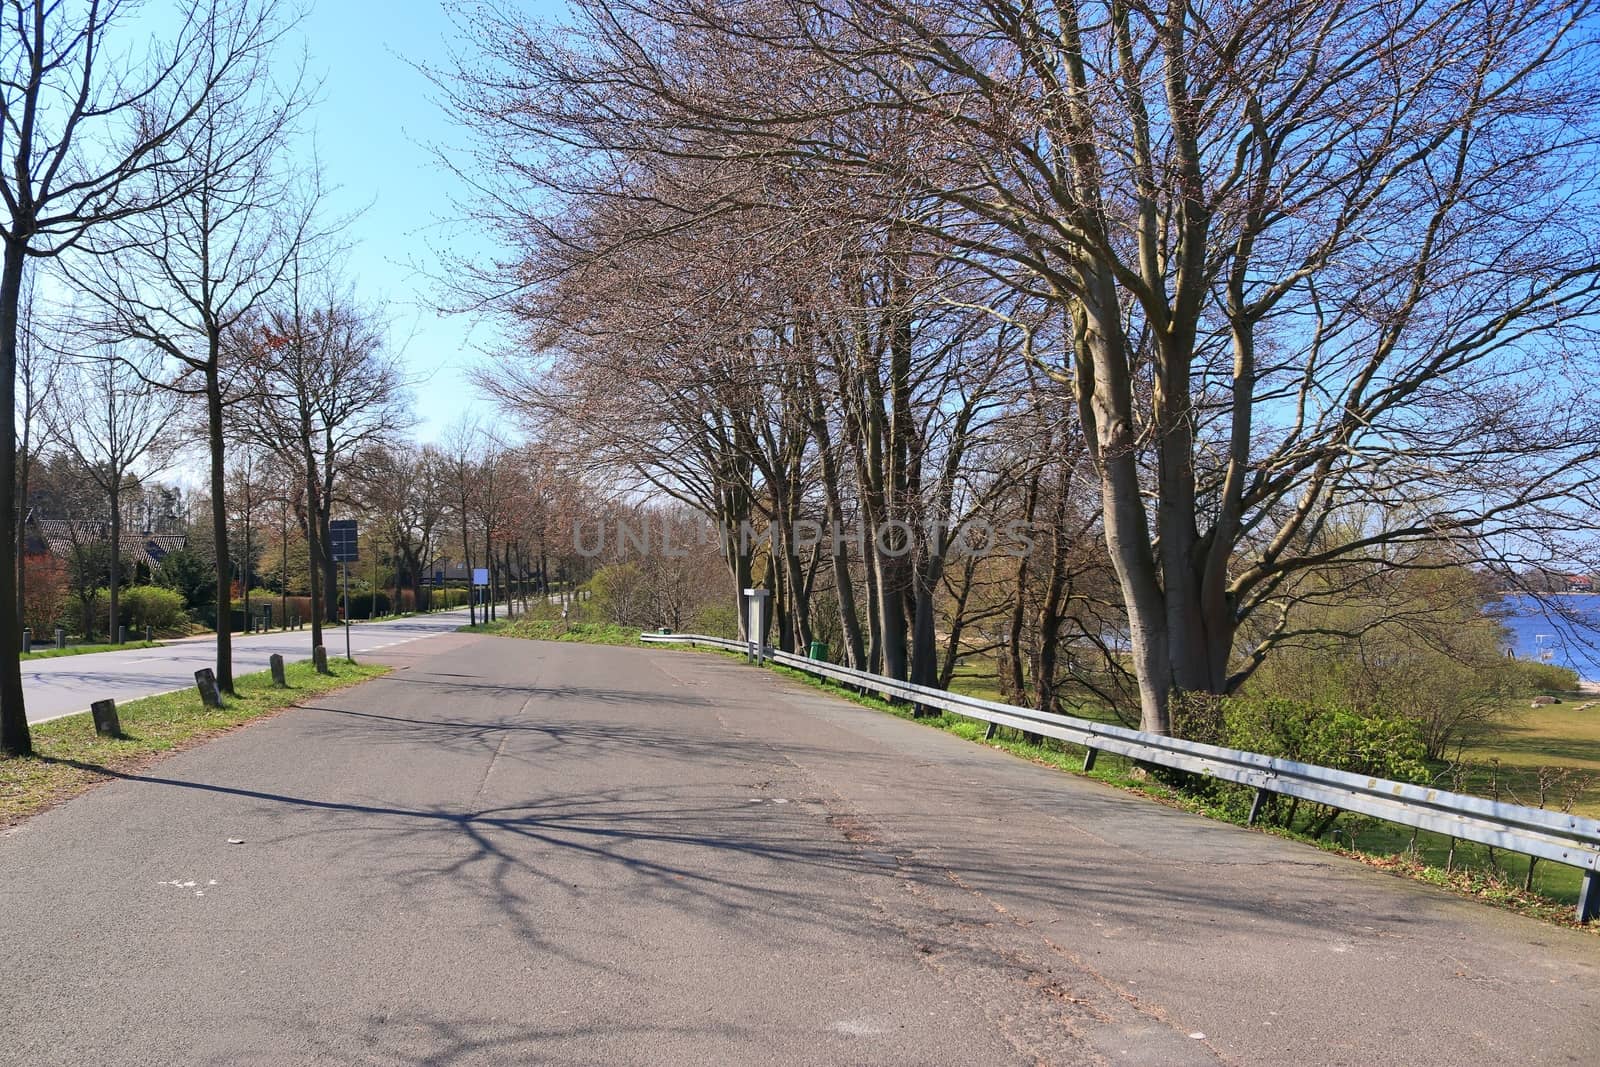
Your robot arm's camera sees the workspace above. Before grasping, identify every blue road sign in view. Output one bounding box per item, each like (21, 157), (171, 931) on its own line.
(329, 519), (359, 563)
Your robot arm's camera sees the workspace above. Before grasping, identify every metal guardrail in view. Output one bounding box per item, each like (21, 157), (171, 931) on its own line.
(641, 632), (1600, 923)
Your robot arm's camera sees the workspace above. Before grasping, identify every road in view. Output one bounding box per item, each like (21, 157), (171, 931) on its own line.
(3, 635), (1598, 1065)
(19, 608), (484, 724)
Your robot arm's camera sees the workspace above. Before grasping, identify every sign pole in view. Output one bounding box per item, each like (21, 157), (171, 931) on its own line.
(343, 561), (352, 662)
(327, 519), (360, 658)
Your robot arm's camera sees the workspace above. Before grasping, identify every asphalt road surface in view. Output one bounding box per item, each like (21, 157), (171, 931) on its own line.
(3, 635), (1597, 1065)
(19, 608), (485, 724)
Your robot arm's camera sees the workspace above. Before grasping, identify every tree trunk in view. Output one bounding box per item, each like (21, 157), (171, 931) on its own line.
(0, 237), (31, 755)
(1080, 300), (1171, 733)
(862, 541), (883, 675)
(503, 540), (514, 619)
(317, 509), (337, 625)
(108, 489), (121, 642)
(16, 426), (29, 631)
(909, 552), (943, 688)
(878, 548), (909, 682)
(938, 555), (978, 689)
(484, 522), (495, 621)
(732, 541), (753, 639)
(300, 432), (324, 653)
(205, 356), (236, 693)
(461, 500), (476, 625)
(240, 482), (251, 629)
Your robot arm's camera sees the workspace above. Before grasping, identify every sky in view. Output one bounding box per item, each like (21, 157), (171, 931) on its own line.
(272, 0), (563, 441)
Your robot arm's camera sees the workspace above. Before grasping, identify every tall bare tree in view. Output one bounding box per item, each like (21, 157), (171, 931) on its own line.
(247, 268), (409, 647)
(47, 349), (180, 640)
(443, 0), (1600, 735)
(0, 0), (295, 753)
(14, 281), (57, 631)
(65, 5), (306, 697)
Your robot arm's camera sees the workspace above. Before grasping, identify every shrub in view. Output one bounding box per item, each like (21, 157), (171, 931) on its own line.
(80, 589), (109, 640)
(587, 563), (648, 626)
(1500, 658), (1580, 694)
(1218, 696), (1429, 834)
(153, 547), (216, 609)
(217, 595), (342, 631)
(21, 553), (67, 635)
(346, 592), (391, 619)
(1223, 697), (1428, 778)
(120, 586), (187, 632)
(691, 602), (739, 639)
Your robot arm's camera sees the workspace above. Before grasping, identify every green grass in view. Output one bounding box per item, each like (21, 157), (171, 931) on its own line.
(459, 618), (643, 645)
(21, 640), (163, 661)
(1459, 695), (1600, 816)
(0, 658), (388, 827)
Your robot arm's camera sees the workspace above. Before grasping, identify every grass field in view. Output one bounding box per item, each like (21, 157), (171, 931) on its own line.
(1463, 696), (1600, 814)
(459, 618), (643, 645)
(0, 658), (387, 827)
(20, 640), (163, 661)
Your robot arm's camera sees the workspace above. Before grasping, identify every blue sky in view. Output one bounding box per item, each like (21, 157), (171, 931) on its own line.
(284, 0), (563, 440)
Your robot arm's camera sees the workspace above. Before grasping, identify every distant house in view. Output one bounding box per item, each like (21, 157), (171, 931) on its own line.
(27, 517), (187, 571)
(1567, 574), (1595, 593)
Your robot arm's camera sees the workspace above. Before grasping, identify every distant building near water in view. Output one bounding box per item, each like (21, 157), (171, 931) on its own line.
(1567, 574), (1596, 593)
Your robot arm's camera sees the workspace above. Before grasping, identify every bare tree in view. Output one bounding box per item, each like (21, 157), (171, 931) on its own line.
(65, 9), (307, 696)
(15, 281), (58, 630)
(443, 0), (1600, 735)
(46, 349), (180, 640)
(358, 443), (447, 615)
(0, 0), (293, 753)
(247, 268), (410, 648)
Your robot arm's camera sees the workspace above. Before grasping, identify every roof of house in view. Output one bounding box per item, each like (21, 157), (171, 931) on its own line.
(31, 518), (187, 568)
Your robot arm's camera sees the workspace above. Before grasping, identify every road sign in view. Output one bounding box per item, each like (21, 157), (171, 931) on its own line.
(329, 519), (359, 563)
(472, 567), (489, 586)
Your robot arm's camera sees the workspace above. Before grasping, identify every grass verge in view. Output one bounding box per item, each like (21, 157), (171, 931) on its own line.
(749, 658), (1598, 933)
(459, 618), (643, 645)
(0, 658), (388, 828)
(21, 641), (163, 661)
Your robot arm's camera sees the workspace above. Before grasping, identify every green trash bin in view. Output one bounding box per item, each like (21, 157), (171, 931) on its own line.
(808, 640), (828, 661)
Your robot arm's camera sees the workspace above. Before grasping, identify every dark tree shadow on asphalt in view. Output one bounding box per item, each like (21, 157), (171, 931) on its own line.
(281, 1009), (767, 1065)
(39, 735), (1405, 965)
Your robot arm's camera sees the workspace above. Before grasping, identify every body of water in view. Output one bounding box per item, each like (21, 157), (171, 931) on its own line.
(1496, 593), (1600, 682)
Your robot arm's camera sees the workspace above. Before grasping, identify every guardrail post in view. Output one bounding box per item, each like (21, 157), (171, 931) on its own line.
(54, 627), (65, 650)
(20, 628), (29, 654)
(1082, 747), (1098, 772)
(1580, 869), (1599, 924)
(1247, 788), (1269, 827)
(118, 624), (127, 644)
(983, 722), (997, 741)
(90, 698), (122, 737)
